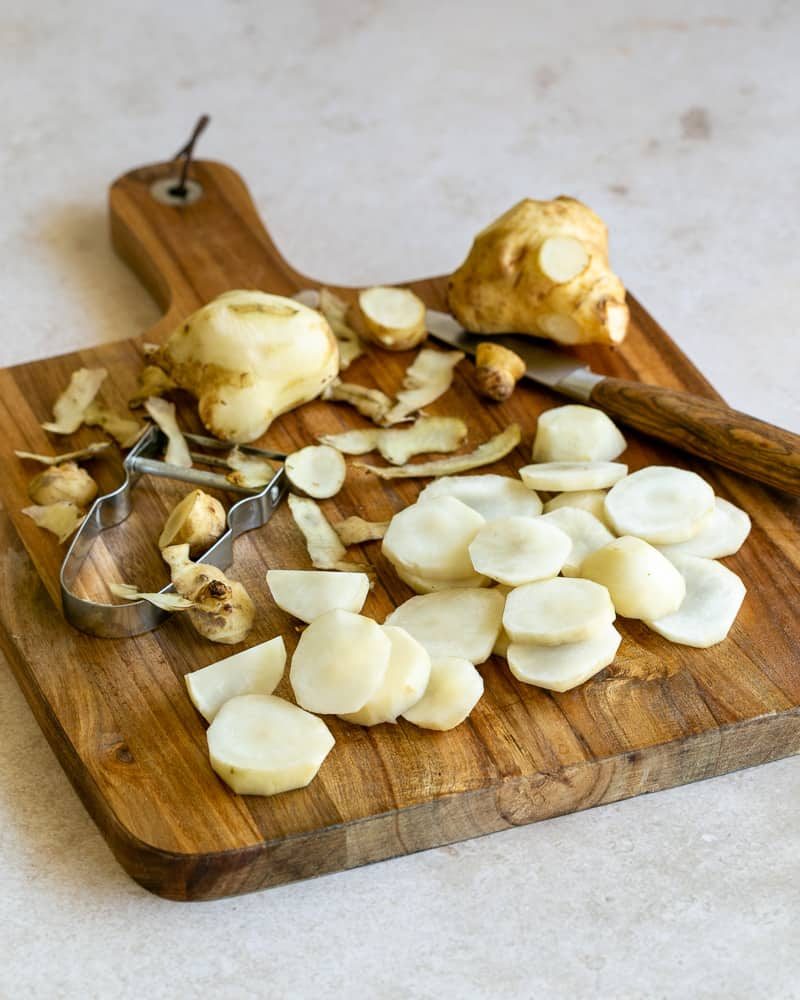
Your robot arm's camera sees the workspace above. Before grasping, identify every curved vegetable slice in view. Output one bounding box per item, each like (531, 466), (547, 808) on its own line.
(382, 496), (484, 582)
(185, 635), (286, 722)
(394, 564), (488, 594)
(386, 348), (464, 424)
(285, 445), (346, 499)
(645, 554), (746, 648)
(520, 461), (627, 492)
(266, 569), (369, 623)
(340, 626), (431, 726)
(579, 535), (686, 620)
(540, 507), (615, 577)
(604, 466), (714, 544)
(508, 625), (622, 692)
(385, 588), (504, 664)
(503, 578), (615, 645)
(468, 516), (571, 586)
(657, 497), (751, 559)
(207, 694), (334, 796)
(401, 657), (484, 731)
(144, 397), (191, 468)
(354, 286), (427, 352)
(418, 474), (542, 520)
(319, 416), (467, 465)
(532, 405), (626, 462)
(542, 489), (611, 528)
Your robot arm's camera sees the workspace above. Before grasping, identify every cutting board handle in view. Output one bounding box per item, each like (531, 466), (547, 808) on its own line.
(109, 159), (311, 339)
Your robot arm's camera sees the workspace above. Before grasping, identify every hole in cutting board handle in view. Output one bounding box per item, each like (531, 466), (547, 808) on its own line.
(149, 176), (204, 206)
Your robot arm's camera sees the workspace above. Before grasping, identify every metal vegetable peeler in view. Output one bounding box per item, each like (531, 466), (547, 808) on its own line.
(60, 425), (287, 639)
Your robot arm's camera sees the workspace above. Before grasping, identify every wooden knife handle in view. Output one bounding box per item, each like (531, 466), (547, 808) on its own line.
(590, 377), (800, 496)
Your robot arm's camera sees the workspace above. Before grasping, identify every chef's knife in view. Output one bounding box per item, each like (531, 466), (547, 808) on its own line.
(426, 310), (800, 497)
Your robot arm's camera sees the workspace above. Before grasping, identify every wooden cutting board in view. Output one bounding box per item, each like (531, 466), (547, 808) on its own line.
(1, 159), (799, 901)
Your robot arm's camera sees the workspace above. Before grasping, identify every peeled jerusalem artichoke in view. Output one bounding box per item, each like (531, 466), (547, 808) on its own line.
(158, 489), (226, 556)
(447, 197), (629, 346)
(154, 290), (339, 443)
(162, 543), (254, 644)
(28, 462), (97, 507)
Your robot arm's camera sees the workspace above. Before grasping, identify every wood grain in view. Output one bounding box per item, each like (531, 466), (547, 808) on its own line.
(0, 159), (799, 900)
(590, 377), (800, 496)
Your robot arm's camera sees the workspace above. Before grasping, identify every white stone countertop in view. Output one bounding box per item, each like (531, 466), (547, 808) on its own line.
(1, 1), (798, 997)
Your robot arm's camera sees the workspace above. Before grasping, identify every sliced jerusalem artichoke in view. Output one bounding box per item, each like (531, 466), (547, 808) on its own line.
(357, 423), (521, 479)
(287, 494), (366, 571)
(158, 489), (226, 557)
(162, 543), (254, 644)
(656, 497), (751, 560)
(382, 496), (485, 583)
(185, 635), (286, 722)
(322, 378), (394, 425)
(83, 401), (144, 448)
(385, 347), (465, 424)
(520, 461), (628, 493)
(401, 656), (484, 731)
(290, 609), (391, 714)
(207, 694), (335, 796)
(394, 564), (488, 595)
(543, 489), (612, 528)
(266, 569), (370, 623)
(41, 367), (107, 434)
(418, 473), (542, 521)
(507, 624), (622, 692)
(334, 516), (389, 545)
(540, 507), (615, 577)
(28, 462), (97, 507)
(604, 466), (715, 544)
(532, 405), (627, 463)
(385, 588), (504, 664)
(579, 535), (685, 620)
(340, 626), (431, 726)
(155, 289), (339, 443)
(349, 286), (427, 352)
(129, 364), (177, 407)
(21, 502), (84, 543)
(285, 445), (346, 499)
(15, 442), (111, 466)
(144, 397), (191, 468)
(644, 554), (746, 648)
(468, 516), (571, 586)
(319, 415), (467, 465)
(503, 578), (615, 645)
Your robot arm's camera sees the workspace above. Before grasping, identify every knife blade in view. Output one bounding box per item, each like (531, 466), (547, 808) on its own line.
(424, 309), (800, 497)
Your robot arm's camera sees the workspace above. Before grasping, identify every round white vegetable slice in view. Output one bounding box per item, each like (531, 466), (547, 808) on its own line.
(285, 444), (346, 499)
(645, 553), (746, 648)
(207, 694), (334, 796)
(503, 578), (615, 645)
(540, 507), (615, 577)
(401, 657), (484, 731)
(395, 564), (489, 594)
(532, 405), (627, 463)
(543, 489), (612, 528)
(382, 496), (484, 582)
(468, 516), (571, 586)
(356, 286), (427, 351)
(519, 461), (627, 493)
(290, 609), (391, 714)
(266, 569), (369, 623)
(657, 497), (751, 559)
(186, 635), (286, 723)
(340, 626), (431, 725)
(579, 535), (686, 620)
(507, 624), (622, 692)
(417, 474), (542, 520)
(604, 466), (714, 544)
(385, 588), (504, 664)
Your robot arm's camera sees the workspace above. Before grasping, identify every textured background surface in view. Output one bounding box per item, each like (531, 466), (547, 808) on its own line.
(1, 1), (798, 997)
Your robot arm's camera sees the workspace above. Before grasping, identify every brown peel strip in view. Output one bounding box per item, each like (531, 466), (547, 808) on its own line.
(15, 441), (111, 466)
(42, 367), (107, 434)
(109, 582), (194, 611)
(334, 516), (390, 546)
(320, 415), (467, 465)
(287, 494), (369, 571)
(21, 502), (85, 543)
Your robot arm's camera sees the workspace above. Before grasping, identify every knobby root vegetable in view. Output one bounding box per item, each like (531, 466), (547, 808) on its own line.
(42, 367), (107, 434)
(474, 342), (525, 401)
(22, 502), (84, 543)
(28, 462), (97, 507)
(385, 588), (504, 664)
(109, 582), (194, 612)
(185, 635), (286, 722)
(285, 445), (346, 499)
(158, 489), (226, 556)
(579, 535), (685, 620)
(15, 442), (111, 466)
(418, 473), (542, 521)
(540, 507), (615, 577)
(401, 656), (484, 731)
(225, 447), (275, 488)
(340, 626), (431, 726)
(507, 624), (622, 692)
(645, 553), (746, 648)
(657, 497), (751, 560)
(447, 197), (628, 346)
(334, 516), (389, 545)
(207, 694), (334, 796)
(162, 543), (255, 644)
(503, 578), (615, 645)
(266, 569), (370, 623)
(468, 516), (571, 586)
(144, 397), (192, 468)
(532, 405), (626, 463)
(290, 609), (391, 714)
(385, 348), (465, 424)
(322, 378), (394, 425)
(349, 286), (427, 352)
(129, 365), (177, 407)
(319, 416), (467, 465)
(382, 496), (485, 583)
(520, 461), (628, 492)
(543, 489), (612, 528)
(357, 423), (521, 479)
(287, 494), (368, 571)
(604, 466), (715, 544)
(83, 401), (144, 447)
(154, 289), (339, 442)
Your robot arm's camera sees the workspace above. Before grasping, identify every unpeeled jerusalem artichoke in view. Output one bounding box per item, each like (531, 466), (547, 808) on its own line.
(28, 462), (97, 507)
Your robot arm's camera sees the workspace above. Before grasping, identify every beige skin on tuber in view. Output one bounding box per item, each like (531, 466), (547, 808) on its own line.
(447, 197), (629, 346)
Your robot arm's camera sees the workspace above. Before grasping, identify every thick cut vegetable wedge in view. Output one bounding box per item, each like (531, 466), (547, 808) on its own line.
(507, 624), (622, 691)
(468, 516), (571, 586)
(382, 496), (485, 582)
(402, 657), (484, 731)
(579, 535), (686, 620)
(266, 570), (370, 623)
(604, 466), (714, 544)
(340, 626), (431, 726)
(532, 405), (626, 463)
(520, 461), (627, 492)
(185, 636), (286, 723)
(385, 588), (504, 664)
(418, 474), (542, 521)
(503, 578), (615, 645)
(657, 497), (751, 559)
